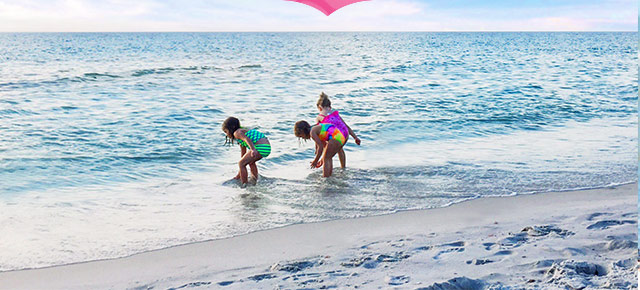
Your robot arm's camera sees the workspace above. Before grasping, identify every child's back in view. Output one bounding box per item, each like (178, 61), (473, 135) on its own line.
(315, 92), (360, 146)
(318, 110), (349, 143)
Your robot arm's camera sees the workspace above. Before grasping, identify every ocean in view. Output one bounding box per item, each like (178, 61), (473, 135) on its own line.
(0, 32), (636, 270)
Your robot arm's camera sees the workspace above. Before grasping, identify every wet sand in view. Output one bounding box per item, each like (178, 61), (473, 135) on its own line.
(0, 183), (636, 289)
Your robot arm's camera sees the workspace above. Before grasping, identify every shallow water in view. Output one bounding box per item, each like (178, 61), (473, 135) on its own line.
(0, 32), (636, 270)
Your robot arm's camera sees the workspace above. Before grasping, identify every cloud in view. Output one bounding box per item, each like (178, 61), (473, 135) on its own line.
(0, 0), (635, 31)
(311, 0), (422, 18)
(527, 17), (589, 31)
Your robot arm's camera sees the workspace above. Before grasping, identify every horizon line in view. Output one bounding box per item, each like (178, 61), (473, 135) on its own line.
(1, 30), (637, 33)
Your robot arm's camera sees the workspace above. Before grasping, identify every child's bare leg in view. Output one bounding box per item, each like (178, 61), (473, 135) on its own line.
(249, 162), (259, 179)
(322, 141), (341, 177)
(324, 156), (333, 177)
(238, 153), (261, 184)
(238, 163), (248, 184)
(338, 148), (346, 168)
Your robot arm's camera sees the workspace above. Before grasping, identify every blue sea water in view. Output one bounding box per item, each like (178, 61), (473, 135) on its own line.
(0, 32), (636, 270)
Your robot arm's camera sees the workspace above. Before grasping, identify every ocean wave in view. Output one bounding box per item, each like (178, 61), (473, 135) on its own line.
(0, 108), (38, 116)
(237, 64), (262, 69)
(132, 67), (175, 77)
(132, 65), (222, 77)
(0, 65), (226, 90)
(83, 72), (120, 79)
(321, 79), (358, 85)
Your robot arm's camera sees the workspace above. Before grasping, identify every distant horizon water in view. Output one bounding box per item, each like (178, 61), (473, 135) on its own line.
(1, 30), (637, 33)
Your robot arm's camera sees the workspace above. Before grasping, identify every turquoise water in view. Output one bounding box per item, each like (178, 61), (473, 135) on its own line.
(0, 32), (636, 270)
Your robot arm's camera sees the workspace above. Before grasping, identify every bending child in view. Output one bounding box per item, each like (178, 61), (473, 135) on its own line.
(222, 117), (271, 184)
(294, 120), (345, 177)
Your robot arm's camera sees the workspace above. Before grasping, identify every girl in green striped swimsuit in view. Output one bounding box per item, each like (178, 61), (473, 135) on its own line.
(222, 117), (271, 185)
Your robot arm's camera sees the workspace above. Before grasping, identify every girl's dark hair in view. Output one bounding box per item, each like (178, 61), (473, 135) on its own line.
(222, 117), (241, 145)
(294, 120), (311, 139)
(316, 92), (331, 108)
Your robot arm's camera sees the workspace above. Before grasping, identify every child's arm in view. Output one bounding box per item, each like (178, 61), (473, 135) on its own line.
(310, 128), (325, 168)
(234, 130), (259, 157)
(315, 114), (324, 124)
(338, 115), (361, 145)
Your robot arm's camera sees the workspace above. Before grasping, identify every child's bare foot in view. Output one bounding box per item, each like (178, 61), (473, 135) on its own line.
(248, 175), (258, 185)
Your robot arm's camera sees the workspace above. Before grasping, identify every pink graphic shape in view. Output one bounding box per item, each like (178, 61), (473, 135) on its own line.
(286, 0), (370, 16)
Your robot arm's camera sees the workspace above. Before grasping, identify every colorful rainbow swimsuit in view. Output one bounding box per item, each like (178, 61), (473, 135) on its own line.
(320, 111), (349, 142)
(318, 123), (346, 146)
(237, 129), (271, 158)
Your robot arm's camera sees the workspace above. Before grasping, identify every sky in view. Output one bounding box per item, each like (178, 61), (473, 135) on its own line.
(0, 0), (637, 32)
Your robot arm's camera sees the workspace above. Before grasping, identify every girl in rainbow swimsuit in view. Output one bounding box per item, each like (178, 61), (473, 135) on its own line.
(314, 92), (361, 168)
(222, 116), (271, 185)
(294, 120), (346, 178)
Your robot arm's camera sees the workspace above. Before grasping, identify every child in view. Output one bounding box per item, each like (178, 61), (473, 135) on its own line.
(314, 92), (361, 168)
(222, 117), (271, 184)
(294, 120), (345, 177)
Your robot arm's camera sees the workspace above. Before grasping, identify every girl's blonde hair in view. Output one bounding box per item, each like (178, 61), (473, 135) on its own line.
(316, 92), (331, 108)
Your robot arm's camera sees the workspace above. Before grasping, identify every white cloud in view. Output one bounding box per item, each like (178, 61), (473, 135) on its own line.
(316, 0), (422, 18)
(0, 0), (636, 31)
(527, 17), (589, 31)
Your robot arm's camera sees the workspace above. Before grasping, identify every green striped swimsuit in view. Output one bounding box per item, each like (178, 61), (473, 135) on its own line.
(237, 129), (271, 158)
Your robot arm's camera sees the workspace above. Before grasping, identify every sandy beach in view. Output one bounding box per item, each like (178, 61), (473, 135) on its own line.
(0, 183), (636, 289)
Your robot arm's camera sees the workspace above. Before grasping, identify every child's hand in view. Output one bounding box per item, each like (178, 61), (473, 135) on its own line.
(355, 137), (361, 145)
(316, 160), (324, 168)
(310, 160), (321, 169)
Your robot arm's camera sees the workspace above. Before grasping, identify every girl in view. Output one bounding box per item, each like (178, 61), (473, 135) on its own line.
(294, 120), (345, 177)
(222, 117), (271, 184)
(314, 92), (361, 168)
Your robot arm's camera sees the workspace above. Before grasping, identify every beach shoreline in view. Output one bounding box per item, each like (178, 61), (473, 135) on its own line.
(0, 183), (636, 289)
